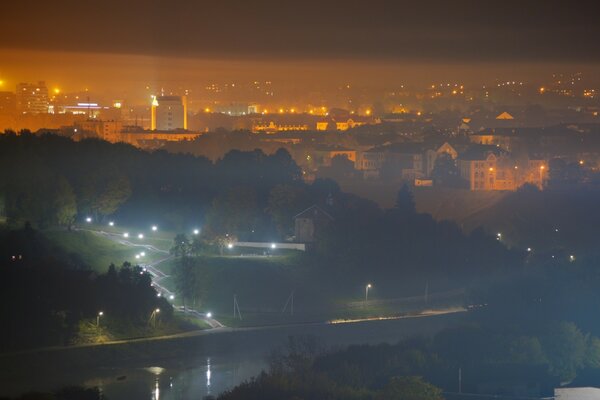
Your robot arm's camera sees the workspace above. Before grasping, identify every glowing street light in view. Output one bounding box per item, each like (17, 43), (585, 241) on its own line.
(135, 254), (140, 259)
(527, 247), (532, 252)
(227, 243), (233, 249)
(123, 232), (129, 238)
(570, 254), (576, 262)
(138, 233), (144, 239)
(152, 225), (158, 232)
(140, 252), (145, 257)
(365, 283), (372, 302)
(169, 295), (175, 300)
(270, 243), (277, 249)
(193, 229), (200, 235)
(86, 217), (92, 223)
(206, 312), (213, 318)
(108, 221), (114, 227)
(96, 311), (104, 327)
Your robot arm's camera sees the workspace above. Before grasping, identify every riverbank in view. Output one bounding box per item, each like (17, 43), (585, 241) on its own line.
(0, 310), (466, 398)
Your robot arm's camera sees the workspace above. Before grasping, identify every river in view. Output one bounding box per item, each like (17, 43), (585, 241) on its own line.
(1, 312), (465, 399)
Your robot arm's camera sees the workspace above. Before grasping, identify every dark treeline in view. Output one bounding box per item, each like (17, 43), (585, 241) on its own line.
(0, 225), (172, 351)
(0, 131), (301, 233)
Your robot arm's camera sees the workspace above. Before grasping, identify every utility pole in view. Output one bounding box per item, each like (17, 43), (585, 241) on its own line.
(282, 290), (295, 316)
(233, 294), (242, 320)
(458, 367), (462, 394)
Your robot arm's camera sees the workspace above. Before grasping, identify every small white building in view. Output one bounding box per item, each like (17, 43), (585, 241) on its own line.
(555, 387), (600, 399)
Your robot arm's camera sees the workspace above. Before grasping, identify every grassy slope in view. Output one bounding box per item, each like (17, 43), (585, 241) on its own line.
(44, 229), (139, 273)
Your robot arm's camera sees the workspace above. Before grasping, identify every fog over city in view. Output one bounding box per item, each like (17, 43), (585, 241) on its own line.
(1, 1), (600, 400)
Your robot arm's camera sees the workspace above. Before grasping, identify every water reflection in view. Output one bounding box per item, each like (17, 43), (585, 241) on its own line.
(153, 378), (159, 400)
(206, 357), (211, 394)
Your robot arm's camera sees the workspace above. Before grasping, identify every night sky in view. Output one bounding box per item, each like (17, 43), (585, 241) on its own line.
(1, 0), (600, 94)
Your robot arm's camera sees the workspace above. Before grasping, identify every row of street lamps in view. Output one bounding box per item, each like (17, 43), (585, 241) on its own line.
(96, 308), (162, 328)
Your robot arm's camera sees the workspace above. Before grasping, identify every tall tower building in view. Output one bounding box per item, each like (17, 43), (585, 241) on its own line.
(150, 95), (187, 131)
(16, 81), (49, 114)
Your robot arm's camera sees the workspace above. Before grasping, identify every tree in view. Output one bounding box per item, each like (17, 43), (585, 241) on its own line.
(190, 236), (206, 256)
(394, 183), (416, 215)
(376, 376), (443, 400)
(96, 174), (131, 217)
(267, 184), (309, 238)
(174, 256), (196, 310)
(206, 186), (259, 238)
(170, 234), (190, 257)
(52, 176), (77, 227)
(431, 153), (465, 188)
(542, 321), (587, 381)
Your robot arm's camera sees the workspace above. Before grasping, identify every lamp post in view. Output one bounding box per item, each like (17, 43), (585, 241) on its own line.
(96, 311), (104, 327)
(365, 283), (372, 303)
(151, 308), (160, 328)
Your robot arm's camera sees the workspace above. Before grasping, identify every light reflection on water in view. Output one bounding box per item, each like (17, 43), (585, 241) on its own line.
(94, 356), (266, 400)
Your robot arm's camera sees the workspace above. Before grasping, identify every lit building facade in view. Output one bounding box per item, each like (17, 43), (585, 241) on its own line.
(458, 146), (547, 191)
(151, 95), (187, 131)
(16, 81), (49, 114)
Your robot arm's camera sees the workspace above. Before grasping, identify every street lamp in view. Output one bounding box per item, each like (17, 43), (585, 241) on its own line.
(193, 229), (200, 235)
(140, 252), (145, 257)
(206, 312), (213, 318)
(271, 243), (277, 249)
(151, 308), (160, 328)
(86, 217), (92, 223)
(169, 294), (175, 300)
(227, 243), (233, 249)
(96, 311), (104, 327)
(123, 232), (129, 238)
(365, 283), (372, 302)
(152, 225), (158, 232)
(109, 221), (114, 227)
(138, 233), (144, 239)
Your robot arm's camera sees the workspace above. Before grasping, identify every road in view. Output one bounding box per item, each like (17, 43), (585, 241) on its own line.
(0, 306), (465, 357)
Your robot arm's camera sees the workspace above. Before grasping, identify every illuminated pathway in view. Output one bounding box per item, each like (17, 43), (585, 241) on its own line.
(78, 227), (224, 329)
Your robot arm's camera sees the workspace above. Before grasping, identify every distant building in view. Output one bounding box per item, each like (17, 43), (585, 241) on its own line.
(16, 81), (49, 114)
(0, 91), (16, 115)
(458, 144), (547, 191)
(294, 205), (333, 243)
(555, 387), (600, 399)
(151, 95), (187, 131)
(76, 120), (123, 142)
(252, 121), (308, 134)
(496, 111), (515, 120)
(313, 146), (357, 167)
(316, 118), (368, 131)
(357, 142), (426, 180)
